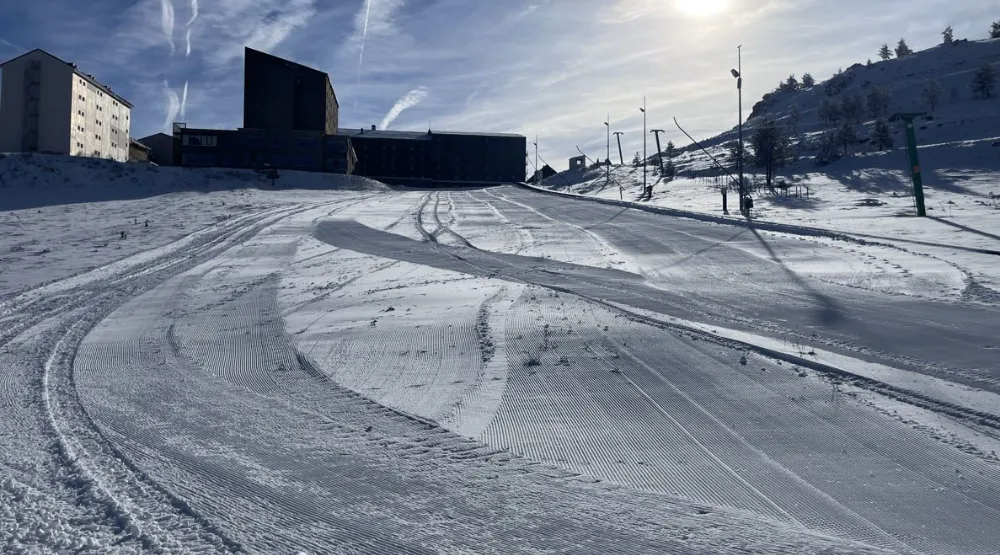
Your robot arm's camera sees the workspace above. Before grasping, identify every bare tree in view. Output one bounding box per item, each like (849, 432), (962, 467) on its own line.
(923, 80), (942, 111)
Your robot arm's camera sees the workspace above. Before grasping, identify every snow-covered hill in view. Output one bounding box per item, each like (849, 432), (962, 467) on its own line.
(0, 153), (388, 296)
(536, 38), (1000, 292)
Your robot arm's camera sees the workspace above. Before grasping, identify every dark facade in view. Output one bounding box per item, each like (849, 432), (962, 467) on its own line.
(243, 47), (338, 135)
(138, 132), (175, 166)
(343, 128), (526, 185)
(173, 124), (354, 174)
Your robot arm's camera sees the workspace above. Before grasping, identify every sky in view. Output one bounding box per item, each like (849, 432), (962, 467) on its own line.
(1, 0), (998, 171)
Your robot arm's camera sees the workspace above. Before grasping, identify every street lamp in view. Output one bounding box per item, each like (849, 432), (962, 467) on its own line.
(640, 96), (647, 196)
(533, 136), (538, 183)
(731, 45), (745, 212)
(604, 114), (610, 186)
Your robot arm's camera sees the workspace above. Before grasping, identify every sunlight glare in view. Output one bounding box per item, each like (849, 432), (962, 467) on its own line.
(675, 0), (728, 17)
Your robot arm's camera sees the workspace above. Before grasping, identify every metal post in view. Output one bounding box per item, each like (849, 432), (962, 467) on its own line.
(641, 97), (647, 196)
(737, 45), (744, 213)
(900, 114), (927, 216)
(614, 131), (625, 166)
(604, 114), (610, 186)
(651, 129), (665, 174)
(534, 135), (538, 183)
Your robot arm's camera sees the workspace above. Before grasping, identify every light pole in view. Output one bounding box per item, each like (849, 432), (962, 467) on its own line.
(613, 131), (625, 166)
(604, 114), (610, 186)
(640, 97), (647, 196)
(533, 136), (538, 183)
(731, 45), (745, 213)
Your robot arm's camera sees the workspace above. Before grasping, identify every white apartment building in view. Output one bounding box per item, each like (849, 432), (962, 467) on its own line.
(0, 49), (132, 162)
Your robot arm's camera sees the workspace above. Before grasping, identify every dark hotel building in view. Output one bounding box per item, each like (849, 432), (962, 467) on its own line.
(171, 47), (525, 185)
(243, 47), (338, 135)
(343, 127), (526, 186)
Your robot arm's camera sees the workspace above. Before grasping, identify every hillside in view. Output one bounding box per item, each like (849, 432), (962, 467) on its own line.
(536, 38), (1000, 292)
(0, 153), (388, 295)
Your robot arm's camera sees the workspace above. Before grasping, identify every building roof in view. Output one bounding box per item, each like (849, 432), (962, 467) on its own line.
(138, 132), (173, 143)
(338, 128), (433, 140)
(0, 48), (133, 108)
(129, 139), (151, 151)
(338, 128), (525, 140)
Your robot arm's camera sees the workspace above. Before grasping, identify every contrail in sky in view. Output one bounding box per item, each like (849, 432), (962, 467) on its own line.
(163, 81), (180, 129)
(380, 87), (428, 130)
(161, 0), (175, 54)
(355, 0), (372, 109)
(180, 81), (189, 119)
(187, 0), (199, 26)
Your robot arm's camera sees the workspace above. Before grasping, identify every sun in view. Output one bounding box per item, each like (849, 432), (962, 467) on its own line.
(675, 0), (728, 17)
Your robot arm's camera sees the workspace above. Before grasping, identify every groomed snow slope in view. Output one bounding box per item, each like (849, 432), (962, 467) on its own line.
(3, 158), (1000, 553)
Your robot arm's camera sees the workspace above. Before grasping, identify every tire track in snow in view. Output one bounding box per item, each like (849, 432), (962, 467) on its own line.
(0, 200), (362, 552)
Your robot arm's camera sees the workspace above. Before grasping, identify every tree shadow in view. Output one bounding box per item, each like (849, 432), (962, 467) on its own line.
(813, 168), (912, 195)
(927, 216), (1000, 243)
(762, 195), (822, 212)
(746, 224), (847, 326)
(582, 207), (632, 229)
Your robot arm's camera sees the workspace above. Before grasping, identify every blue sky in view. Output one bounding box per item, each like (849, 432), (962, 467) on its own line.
(1, 0), (997, 169)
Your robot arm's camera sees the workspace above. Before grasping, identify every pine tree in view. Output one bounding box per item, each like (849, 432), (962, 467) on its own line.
(870, 118), (894, 151)
(866, 86), (890, 117)
(841, 91), (864, 123)
(922, 80), (942, 111)
(665, 140), (676, 158)
(632, 151), (642, 167)
(814, 130), (842, 166)
(801, 73), (815, 87)
(895, 38), (913, 58)
(788, 103), (801, 134)
(818, 98), (841, 125)
(878, 43), (893, 61)
(784, 74), (800, 91)
(942, 25), (954, 44)
(664, 159), (676, 180)
(749, 116), (791, 189)
(971, 64), (997, 98)
(837, 121), (859, 153)
(991, 21), (1000, 39)
(867, 59), (873, 68)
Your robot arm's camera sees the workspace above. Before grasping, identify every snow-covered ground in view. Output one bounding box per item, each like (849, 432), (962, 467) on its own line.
(3, 155), (1000, 554)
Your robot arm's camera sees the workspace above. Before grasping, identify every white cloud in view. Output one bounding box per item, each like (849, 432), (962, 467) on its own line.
(161, 0), (175, 54)
(380, 87), (428, 130)
(162, 80), (180, 129)
(187, 0), (199, 27)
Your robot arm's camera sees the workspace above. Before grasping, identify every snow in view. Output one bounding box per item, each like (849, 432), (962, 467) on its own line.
(3, 153), (1000, 554)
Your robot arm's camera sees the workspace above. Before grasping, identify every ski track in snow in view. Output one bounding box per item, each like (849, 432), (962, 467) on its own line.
(4, 184), (1000, 553)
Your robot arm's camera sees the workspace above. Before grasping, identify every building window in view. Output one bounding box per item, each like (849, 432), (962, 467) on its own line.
(97, 121), (102, 126)
(182, 134), (218, 147)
